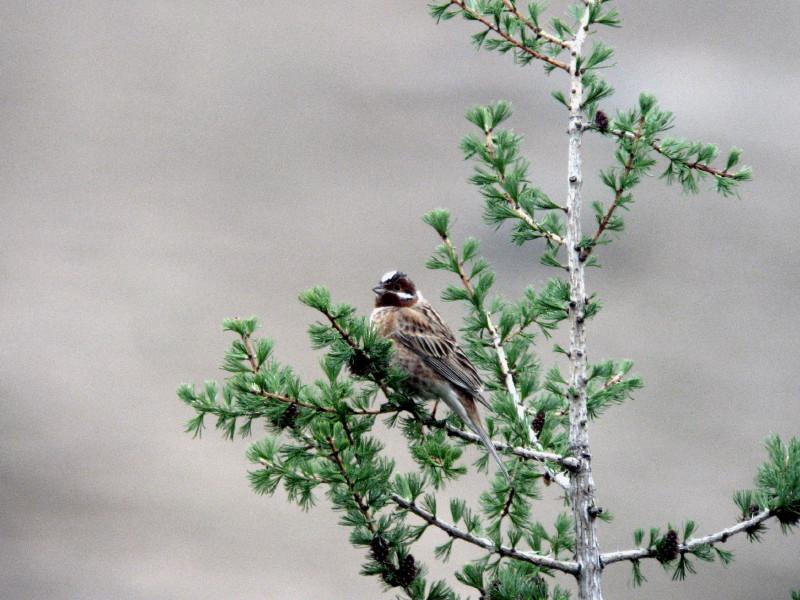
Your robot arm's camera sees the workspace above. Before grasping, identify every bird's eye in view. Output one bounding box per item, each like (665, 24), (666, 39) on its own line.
(391, 284), (400, 291)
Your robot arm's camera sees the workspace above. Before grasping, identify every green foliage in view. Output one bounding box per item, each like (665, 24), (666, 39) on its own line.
(456, 559), (573, 600)
(177, 2), (782, 599)
(411, 429), (468, 487)
(627, 434), (800, 585)
(422, 208), (452, 238)
(658, 137), (752, 196)
(733, 489), (768, 541)
(465, 100), (513, 131)
(179, 189), (644, 597)
(755, 435), (800, 529)
(460, 103), (566, 251)
(729, 435), (800, 551)
(178, 285), (576, 598)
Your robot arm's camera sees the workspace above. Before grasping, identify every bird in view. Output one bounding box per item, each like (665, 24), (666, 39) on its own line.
(370, 270), (511, 483)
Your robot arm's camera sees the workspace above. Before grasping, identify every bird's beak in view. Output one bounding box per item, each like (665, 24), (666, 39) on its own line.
(372, 285), (385, 295)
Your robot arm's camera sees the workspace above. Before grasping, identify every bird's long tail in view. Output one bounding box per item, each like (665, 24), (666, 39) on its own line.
(448, 394), (512, 484)
(471, 417), (512, 484)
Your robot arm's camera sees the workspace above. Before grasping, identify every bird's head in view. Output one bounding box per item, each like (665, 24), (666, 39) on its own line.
(372, 271), (419, 307)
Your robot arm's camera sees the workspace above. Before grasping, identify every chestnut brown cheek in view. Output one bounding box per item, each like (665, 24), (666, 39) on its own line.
(375, 293), (417, 308)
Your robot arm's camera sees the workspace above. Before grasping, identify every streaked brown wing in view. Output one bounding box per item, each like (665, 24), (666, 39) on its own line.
(394, 304), (488, 405)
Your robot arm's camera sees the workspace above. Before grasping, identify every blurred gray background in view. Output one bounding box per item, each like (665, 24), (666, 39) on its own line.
(2, 1), (798, 598)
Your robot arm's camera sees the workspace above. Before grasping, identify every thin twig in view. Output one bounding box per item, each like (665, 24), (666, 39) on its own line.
(485, 315), (524, 409)
(500, 0), (569, 48)
(450, 0), (569, 72)
(320, 308), (397, 400)
(580, 116), (645, 262)
(327, 435), (376, 534)
(427, 418), (578, 471)
(241, 332), (382, 414)
(606, 128), (742, 179)
(242, 333), (260, 372)
(499, 486), (516, 520)
(600, 509), (774, 566)
(390, 493), (579, 574)
(484, 130), (566, 246)
(322, 309), (359, 349)
(438, 233), (524, 415)
(249, 384), (386, 415)
(500, 324), (526, 344)
(653, 142), (731, 176)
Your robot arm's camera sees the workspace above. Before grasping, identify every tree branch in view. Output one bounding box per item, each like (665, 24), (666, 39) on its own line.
(240, 327), (384, 415)
(500, 323), (532, 344)
(606, 127), (744, 179)
(390, 493), (579, 574)
(318, 307), (398, 402)
(600, 509), (775, 566)
(322, 308), (360, 349)
(580, 116), (644, 262)
(653, 141), (735, 177)
(327, 435), (376, 534)
(425, 232), (577, 486)
(426, 417), (578, 471)
(242, 332), (260, 372)
(500, 0), (569, 48)
(483, 130), (566, 247)
(449, 0), (569, 72)
(435, 232), (526, 423)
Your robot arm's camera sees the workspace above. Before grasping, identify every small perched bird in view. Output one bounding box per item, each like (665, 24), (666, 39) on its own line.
(370, 270), (511, 482)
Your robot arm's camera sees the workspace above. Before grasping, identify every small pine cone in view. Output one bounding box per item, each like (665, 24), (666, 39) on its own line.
(347, 349), (371, 376)
(277, 404), (299, 429)
(594, 110), (609, 132)
(743, 503), (763, 536)
(532, 410), (546, 436)
(395, 554), (417, 586)
(370, 536), (390, 563)
(657, 529), (680, 562)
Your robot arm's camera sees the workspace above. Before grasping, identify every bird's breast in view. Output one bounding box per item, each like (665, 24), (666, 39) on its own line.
(370, 306), (397, 336)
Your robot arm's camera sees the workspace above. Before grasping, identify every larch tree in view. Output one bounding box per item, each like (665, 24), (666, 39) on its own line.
(179, 2), (799, 599)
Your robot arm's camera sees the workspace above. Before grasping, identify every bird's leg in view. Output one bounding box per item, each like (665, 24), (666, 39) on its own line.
(431, 399), (440, 419)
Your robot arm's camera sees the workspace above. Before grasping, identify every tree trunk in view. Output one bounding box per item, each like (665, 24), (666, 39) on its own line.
(566, 6), (603, 599)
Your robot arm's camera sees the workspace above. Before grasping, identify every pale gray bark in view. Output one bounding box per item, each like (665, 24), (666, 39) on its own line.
(436, 420), (578, 470)
(566, 6), (603, 600)
(600, 509), (774, 566)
